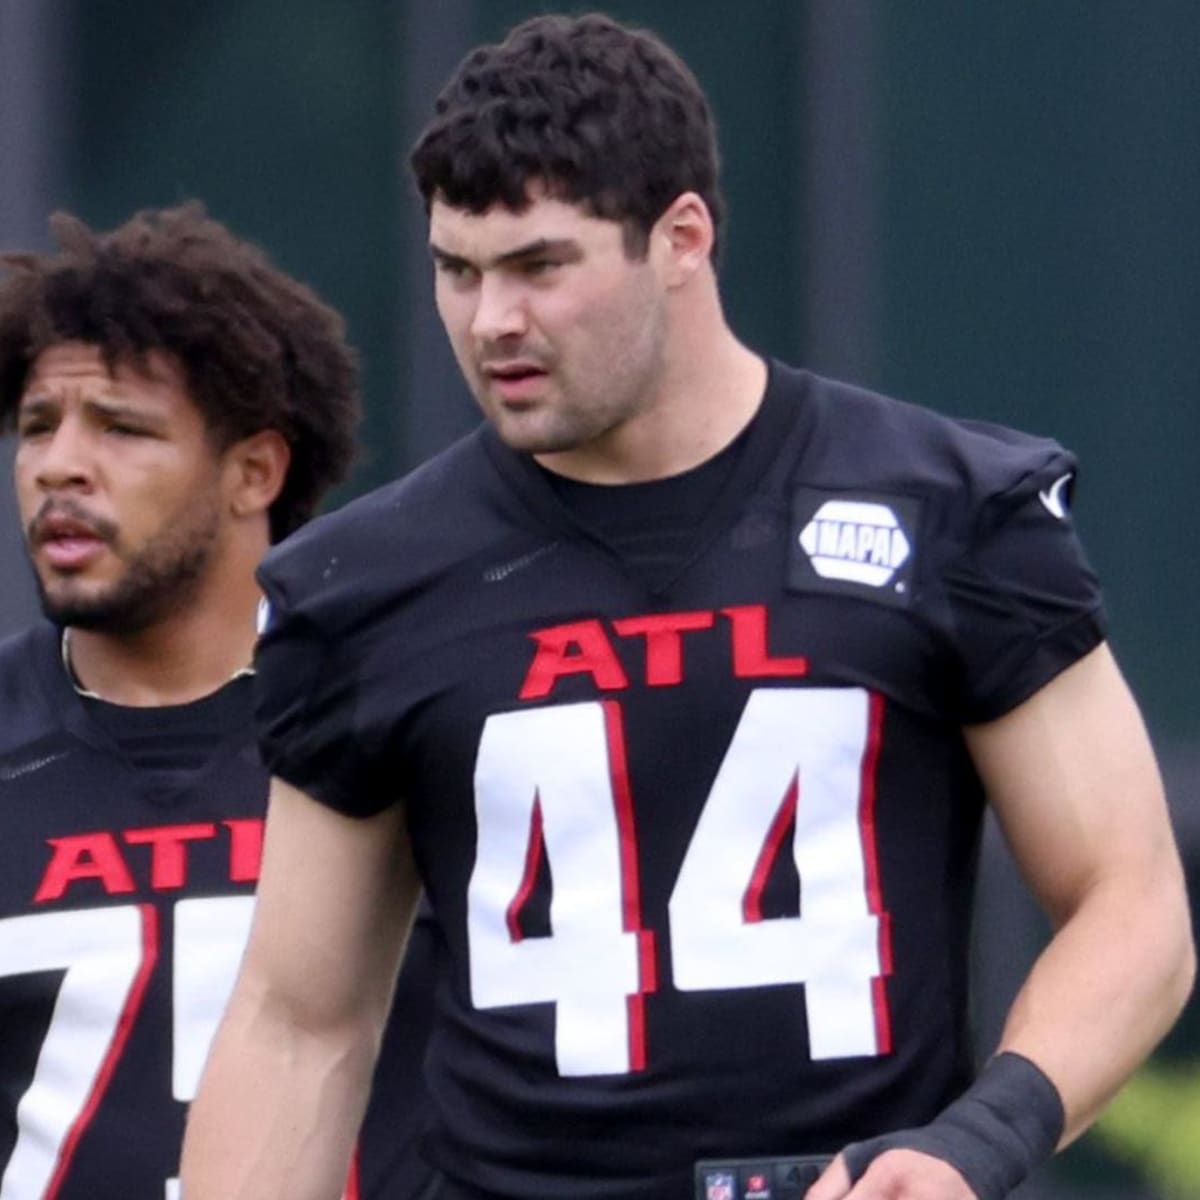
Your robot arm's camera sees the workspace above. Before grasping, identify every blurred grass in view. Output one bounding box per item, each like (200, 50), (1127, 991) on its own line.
(1094, 1062), (1200, 1199)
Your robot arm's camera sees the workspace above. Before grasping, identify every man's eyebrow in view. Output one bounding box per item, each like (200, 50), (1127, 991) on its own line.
(18, 391), (165, 424)
(429, 244), (471, 269)
(87, 396), (165, 422)
(429, 237), (583, 270)
(15, 392), (70, 419)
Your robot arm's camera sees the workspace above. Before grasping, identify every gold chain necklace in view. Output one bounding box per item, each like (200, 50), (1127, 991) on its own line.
(60, 627), (253, 702)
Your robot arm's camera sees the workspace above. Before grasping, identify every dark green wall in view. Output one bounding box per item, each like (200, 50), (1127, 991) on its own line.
(874, 4), (1200, 741)
(64, 0), (403, 500)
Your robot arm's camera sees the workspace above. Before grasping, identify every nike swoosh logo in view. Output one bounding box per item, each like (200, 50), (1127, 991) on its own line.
(482, 543), (558, 583)
(0, 750), (72, 781)
(1038, 473), (1072, 520)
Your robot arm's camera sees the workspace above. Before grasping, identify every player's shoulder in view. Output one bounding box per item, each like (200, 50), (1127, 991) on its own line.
(258, 426), (509, 630)
(776, 362), (1075, 516)
(0, 624), (67, 755)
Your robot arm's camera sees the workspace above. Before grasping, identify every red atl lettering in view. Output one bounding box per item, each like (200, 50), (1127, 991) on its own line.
(225, 818), (264, 883)
(722, 605), (809, 678)
(32, 819), (265, 902)
(124, 823), (216, 889)
(519, 619), (630, 700)
(518, 605), (806, 700)
(34, 833), (136, 902)
(612, 611), (714, 686)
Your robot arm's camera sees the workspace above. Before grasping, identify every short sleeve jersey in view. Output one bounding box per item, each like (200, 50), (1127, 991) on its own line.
(254, 362), (1105, 1200)
(0, 624), (434, 1200)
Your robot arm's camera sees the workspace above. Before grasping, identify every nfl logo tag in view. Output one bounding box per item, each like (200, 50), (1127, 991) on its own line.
(705, 1172), (735, 1200)
(743, 1172), (772, 1199)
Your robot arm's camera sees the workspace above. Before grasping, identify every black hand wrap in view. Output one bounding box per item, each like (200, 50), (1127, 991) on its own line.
(843, 1052), (1065, 1200)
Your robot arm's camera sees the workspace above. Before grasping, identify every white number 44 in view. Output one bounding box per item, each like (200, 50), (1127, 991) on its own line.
(468, 686), (892, 1077)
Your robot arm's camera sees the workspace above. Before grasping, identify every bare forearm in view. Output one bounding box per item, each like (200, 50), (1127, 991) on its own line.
(180, 989), (379, 1200)
(964, 647), (1197, 1149)
(180, 782), (421, 1197)
(996, 873), (1195, 1145)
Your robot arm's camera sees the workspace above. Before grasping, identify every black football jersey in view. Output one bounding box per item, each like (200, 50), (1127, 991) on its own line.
(0, 624), (434, 1200)
(254, 361), (1106, 1200)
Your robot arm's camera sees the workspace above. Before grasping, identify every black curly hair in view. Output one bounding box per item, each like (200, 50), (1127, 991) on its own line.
(410, 12), (725, 259)
(0, 202), (359, 539)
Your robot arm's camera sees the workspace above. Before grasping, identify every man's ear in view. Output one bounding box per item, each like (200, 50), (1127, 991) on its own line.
(225, 429), (291, 519)
(651, 191), (715, 288)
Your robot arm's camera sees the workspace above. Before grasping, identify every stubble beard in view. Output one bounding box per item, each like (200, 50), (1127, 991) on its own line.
(33, 501), (222, 635)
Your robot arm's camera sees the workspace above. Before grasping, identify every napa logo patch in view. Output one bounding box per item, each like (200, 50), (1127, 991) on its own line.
(788, 489), (920, 606)
(800, 500), (909, 586)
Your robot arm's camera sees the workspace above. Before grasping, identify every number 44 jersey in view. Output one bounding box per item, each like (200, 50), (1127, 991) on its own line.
(255, 361), (1106, 1200)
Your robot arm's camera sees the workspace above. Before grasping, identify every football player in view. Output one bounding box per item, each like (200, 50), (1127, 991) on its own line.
(0, 204), (434, 1199)
(182, 14), (1195, 1200)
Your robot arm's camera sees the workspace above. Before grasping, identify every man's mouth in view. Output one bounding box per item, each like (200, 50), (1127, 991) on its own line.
(30, 510), (113, 572)
(484, 361), (549, 403)
(40, 535), (108, 571)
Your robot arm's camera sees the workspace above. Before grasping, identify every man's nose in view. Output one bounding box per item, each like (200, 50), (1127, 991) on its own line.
(470, 273), (529, 343)
(33, 419), (95, 491)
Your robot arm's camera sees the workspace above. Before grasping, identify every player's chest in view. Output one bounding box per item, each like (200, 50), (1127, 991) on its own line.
(0, 744), (267, 919)
(387, 528), (939, 756)
(381, 535), (954, 898)
(0, 747), (266, 1200)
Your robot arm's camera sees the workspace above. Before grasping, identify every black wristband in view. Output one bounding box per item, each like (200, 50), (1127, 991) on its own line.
(842, 1052), (1065, 1200)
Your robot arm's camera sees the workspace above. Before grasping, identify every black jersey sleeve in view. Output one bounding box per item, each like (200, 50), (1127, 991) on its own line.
(252, 431), (507, 820)
(252, 581), (388, 817)
(940, 446), (1106, 723)
(251, 487), (414, 819)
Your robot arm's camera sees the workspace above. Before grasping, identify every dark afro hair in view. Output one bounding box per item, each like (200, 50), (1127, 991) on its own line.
(0, 202), (360, 539)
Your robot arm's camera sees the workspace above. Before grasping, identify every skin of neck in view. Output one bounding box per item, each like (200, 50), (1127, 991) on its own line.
(65, 524), (269, 707)
(535, 260), (768, 485)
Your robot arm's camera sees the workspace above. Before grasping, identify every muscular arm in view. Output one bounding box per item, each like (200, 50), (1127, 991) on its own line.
(970, 641), (1195, 1143)
(810, 643), (1195, 1199)
(180, 779), (421, 1200)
